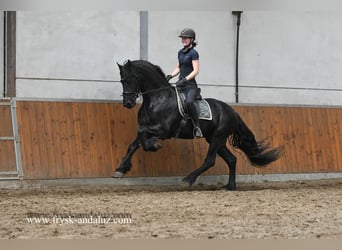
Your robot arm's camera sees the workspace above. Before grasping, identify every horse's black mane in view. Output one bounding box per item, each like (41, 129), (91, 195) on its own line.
(127, 60), (169, 84)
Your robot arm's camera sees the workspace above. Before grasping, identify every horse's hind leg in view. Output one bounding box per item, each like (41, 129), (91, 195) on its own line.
(182, 137), (225, 187)
(217, 146), (237, 190)
(113, 135), (141, 178)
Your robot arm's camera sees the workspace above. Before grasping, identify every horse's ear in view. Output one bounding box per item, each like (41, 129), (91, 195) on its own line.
(126, 60), (132, 69)
(116, 62), (123, 71)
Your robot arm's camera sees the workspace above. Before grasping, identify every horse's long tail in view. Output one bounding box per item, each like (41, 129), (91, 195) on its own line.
(229, 113), (282, 166)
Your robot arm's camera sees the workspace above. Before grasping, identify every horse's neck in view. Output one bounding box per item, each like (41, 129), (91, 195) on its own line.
(140, 78), (169, 93)
(139, 86), (180, 135)
(141, 86), (176, 106)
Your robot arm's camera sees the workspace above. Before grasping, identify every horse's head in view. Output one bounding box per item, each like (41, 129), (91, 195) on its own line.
(117, 60), (140, 108)
(117, 59), (171, 108)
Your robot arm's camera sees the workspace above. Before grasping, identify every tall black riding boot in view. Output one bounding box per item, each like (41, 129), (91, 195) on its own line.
(187, 103), (203, 138)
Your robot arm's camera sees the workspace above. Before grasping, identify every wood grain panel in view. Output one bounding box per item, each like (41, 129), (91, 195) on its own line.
(16, 101), (342, 179)
(0, 102), (16, 172)
(0, 105), (13, 136)
(0, 141), (16, 172)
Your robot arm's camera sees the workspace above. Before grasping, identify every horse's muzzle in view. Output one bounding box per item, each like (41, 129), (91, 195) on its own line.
(123, 99), (136, 109)
(122, 92), (138, 109)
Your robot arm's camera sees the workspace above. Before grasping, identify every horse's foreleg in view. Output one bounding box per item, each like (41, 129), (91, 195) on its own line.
(112, 136), (141, 178)
(182, 137), (225, 187)
(141, 137), (162, 152)
(140, 126), (164, 152)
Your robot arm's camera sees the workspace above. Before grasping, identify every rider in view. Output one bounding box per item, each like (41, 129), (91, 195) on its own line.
(166, 28), (203, 138)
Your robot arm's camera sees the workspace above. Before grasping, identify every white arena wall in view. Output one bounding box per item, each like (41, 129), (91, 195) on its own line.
(13, 11), (342, 106)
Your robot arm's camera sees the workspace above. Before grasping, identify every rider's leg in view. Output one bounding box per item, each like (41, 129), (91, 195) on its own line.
(185, 88), (203, 138)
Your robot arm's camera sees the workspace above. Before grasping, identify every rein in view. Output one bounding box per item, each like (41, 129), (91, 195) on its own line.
(122, 78), (173, 98)
(140, 86), (173, 96)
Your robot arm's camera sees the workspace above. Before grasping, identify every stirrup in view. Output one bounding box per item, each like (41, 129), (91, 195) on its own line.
(193, 126), (203, 138)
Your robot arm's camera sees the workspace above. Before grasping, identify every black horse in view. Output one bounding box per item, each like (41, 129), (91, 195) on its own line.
(113, 60), (282, 190)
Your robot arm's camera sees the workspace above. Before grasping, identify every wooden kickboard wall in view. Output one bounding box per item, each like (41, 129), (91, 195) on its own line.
(12, 101), (342, 179)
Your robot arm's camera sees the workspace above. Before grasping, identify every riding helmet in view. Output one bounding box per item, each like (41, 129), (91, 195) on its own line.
(179, 28), (196, 40)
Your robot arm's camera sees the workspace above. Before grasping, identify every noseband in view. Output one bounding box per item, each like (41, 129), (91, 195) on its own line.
(121, 77), (142, 101)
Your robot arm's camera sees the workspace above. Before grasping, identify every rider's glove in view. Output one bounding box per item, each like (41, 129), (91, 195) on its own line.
(176, 78), (187, 85)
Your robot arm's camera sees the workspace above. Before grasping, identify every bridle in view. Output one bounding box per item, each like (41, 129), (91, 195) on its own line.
(121, 76), (173, 100)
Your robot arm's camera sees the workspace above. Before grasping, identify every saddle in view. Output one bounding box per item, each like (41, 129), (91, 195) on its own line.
(174, 86), (212, 120)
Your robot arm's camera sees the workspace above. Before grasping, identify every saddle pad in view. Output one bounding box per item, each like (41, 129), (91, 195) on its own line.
(196, 99), (212, 120)
(175, 87), (212, 121)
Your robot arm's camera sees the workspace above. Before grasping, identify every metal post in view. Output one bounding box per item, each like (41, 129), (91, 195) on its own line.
(11, 99), (23, 179)
(232, 11), (243, 103)
(4, 11), (16, 98)
(140, 11), (148, 61)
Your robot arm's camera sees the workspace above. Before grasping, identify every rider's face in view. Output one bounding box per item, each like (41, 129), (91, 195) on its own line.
(181, 37), (192, 47)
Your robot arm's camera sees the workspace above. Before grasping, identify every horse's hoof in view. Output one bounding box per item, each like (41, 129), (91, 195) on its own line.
(153, 143), (162, 150)
(180, 177), (193, 188)
(179, 181), (191, 188)
(112, 171), (125, 178)
(224, 184), (236, 191)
